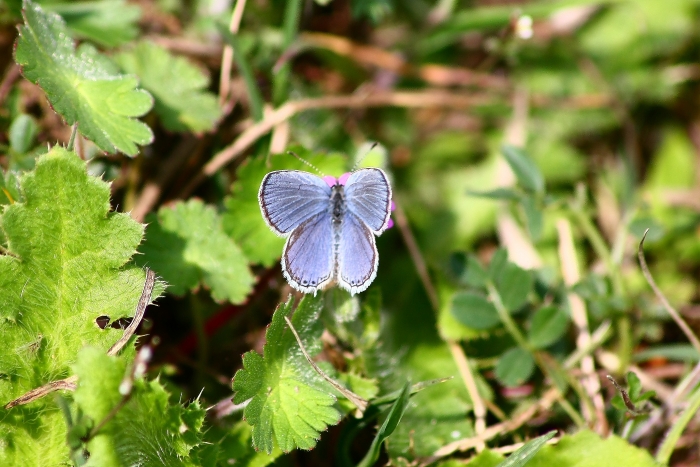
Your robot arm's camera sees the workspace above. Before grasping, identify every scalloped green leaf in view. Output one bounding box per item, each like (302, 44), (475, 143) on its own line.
(114, 42), (222, 133)
(14, 0), (153, 156)
(73, 347), (205, 467)
(222, 149), (347, 266)
(232, 295), (341, 453)
(0, 147), (161, 464)
(136, 199), (254, 304)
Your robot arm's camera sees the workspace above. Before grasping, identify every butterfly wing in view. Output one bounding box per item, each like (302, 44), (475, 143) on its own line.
(343, 168), (392, 234)
(259, 170), (332, 236)
(282, 210), (335, 294)
(337, 210), (378, 295)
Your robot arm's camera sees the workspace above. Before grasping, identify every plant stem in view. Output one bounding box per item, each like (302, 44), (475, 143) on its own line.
(67, 123), (78, 151)
(656, 384), (700, 464)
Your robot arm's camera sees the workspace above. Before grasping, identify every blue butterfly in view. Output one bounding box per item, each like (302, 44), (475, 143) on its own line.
(258, 168), (392, 295)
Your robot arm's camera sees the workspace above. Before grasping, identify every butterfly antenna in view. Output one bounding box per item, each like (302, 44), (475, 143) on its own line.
(352, 142), (379, 171)
(287, 151), (325, 176)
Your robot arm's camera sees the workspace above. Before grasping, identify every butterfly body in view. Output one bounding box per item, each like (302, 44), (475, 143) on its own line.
(258, 168), (392, 295)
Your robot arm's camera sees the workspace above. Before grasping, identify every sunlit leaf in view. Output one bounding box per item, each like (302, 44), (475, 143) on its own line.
(14, 0), (153, 155)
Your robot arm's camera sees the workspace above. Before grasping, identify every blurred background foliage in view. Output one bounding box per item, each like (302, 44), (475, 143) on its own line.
(2, 0), (700, 465)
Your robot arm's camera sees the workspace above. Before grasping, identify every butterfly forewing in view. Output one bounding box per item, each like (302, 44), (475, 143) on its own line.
(337, 211), (378, 295)
(259, 170), (332, 236)
(282, 210), (335, 294)
(343, 168), (392, 233)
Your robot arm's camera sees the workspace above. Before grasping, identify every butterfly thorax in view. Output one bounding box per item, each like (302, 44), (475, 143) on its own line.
(330, 185), (345, 225)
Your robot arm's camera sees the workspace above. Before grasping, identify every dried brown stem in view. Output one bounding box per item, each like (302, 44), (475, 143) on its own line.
(638, 230), (700, 354)
(218, 0), (248, 106)
(4, 269), (156, 409)
(557, 218), (608, 434)
(178, 90), (492, 198)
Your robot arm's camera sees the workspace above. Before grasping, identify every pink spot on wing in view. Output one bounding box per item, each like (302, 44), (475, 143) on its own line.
(322, 176), (338, 187)
(338, 173), (351, 185)
(387, 219), (394, 229)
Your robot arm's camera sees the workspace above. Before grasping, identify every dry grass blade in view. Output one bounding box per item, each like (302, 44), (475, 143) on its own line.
(638, 229), (700, 354)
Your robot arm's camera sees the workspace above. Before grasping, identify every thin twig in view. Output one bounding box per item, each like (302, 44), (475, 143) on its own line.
(284, 316), (368, 414)
(638, 230), (700, 354)
(4, 377), (77, 409)
(5, 269), (157, 409)
(392, 200), (439, 311)
(557, 218), (608, 434)
(218, 0), (248, 107)
(448, 341), (486, 450)
(178, 91), (492, 198)
(107, 269), (156, 356)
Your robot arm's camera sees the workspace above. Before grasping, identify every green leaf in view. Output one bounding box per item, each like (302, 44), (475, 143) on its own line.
(523, 430), (658, 467)
(0, 148), (161, 464)
(487, 248), (508, 281)
(528, 306), (570, 349)
(496, 262), (533, 312)
(501, 145), (545, 194)
(495, 431), (556, 467)
(14, 0), (153, 156)
(8, 114), (37, 154)
(137, 199), (254, 304)
(115, 42), (222, 133)
(495, 347), (535, 387)
(49, 0), (141, 48)
(448, 252), (488, 288)
(72, 348), (204, 466)
(232, 295), (341, 453)
(357, 380), (411, 467)
(451, 291), (501, 330)
(223, 149), (346, 266)
(521, 196), (543, 241)
(467, 188), (521, 200)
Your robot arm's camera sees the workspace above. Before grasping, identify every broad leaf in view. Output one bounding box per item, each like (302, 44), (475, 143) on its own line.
(501, 145), (545, 194)
(14, 0), (153, 155)
(465, 430), (658, 467)
(0, 147), (161, 464)
(73, 348), (204, 467)
(223, 149), (346, 266)
(528, 306), (570, 349)
(495, 347), (535, 387)
(115, 42), (222, 133)
(451, 291), (501, 330)
(496, 262), (533, 312)
(137, 199), (254, 304)
(232, 295), (341, 453)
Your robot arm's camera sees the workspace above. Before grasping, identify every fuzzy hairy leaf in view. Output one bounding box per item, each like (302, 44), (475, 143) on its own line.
(0, 147), (161, 464)
(223, 149), (347, 266)
(136, 199), (254, 304)
(232, 295), (341, 453)
(73, 347), (205, 467)
(115, 42), (221, 133)
(14, 0), (153, 155)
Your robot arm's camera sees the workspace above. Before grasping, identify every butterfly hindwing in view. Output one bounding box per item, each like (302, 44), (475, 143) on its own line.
(343, 168), (392, 233)
(282, 210), (335, 294)
(337, 210), (378, 295)
(259, 170), (332, 236)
